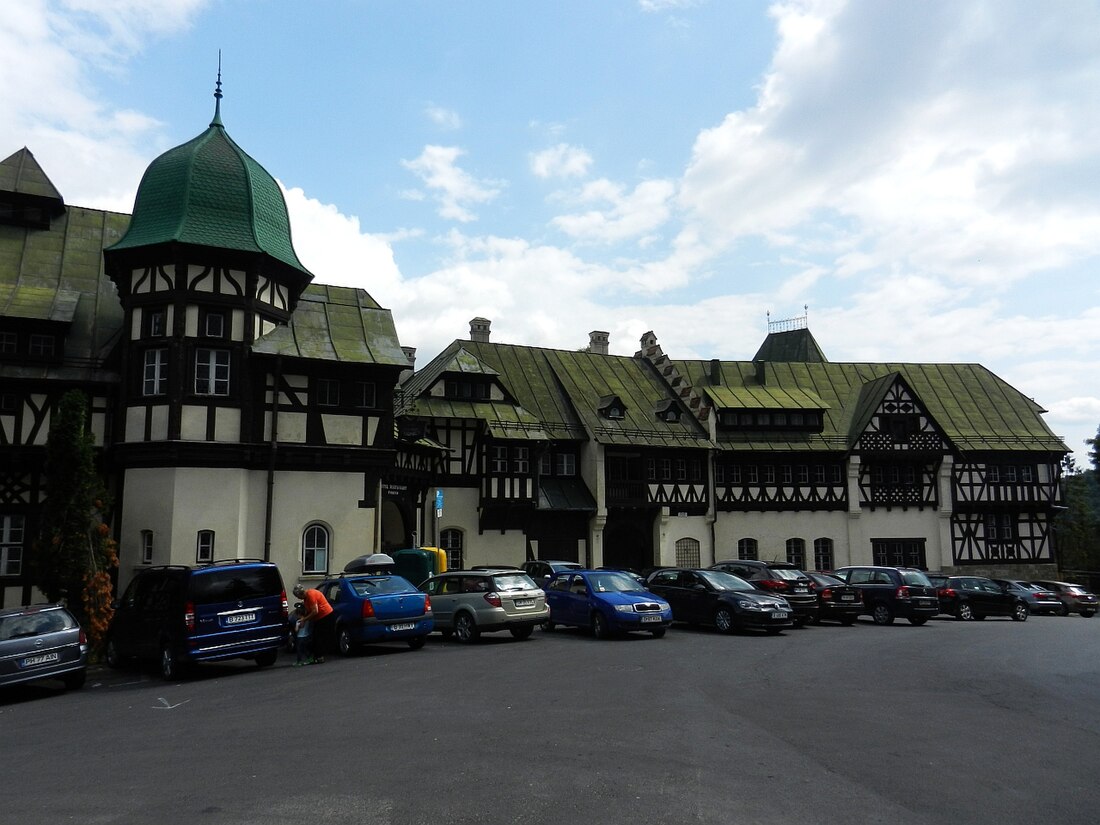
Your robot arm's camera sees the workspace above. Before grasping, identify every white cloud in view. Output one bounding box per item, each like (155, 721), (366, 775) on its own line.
(551, 178), (676, 244)
(425, 104), (462, 130)
(400, 145), (502, 222)
(530, 143), (593, 179)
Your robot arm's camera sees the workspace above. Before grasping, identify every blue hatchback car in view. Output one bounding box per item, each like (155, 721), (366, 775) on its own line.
(315, 574), (433, 655)
(544, 569), (672, 639)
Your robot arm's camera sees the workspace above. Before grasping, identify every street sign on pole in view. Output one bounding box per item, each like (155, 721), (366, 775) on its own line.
(435, 488), (443, 518)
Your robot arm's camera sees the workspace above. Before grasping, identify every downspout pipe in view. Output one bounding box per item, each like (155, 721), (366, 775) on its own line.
(263, 356), (281, 562)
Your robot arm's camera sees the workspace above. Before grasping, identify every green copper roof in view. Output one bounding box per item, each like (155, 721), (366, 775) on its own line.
(108, 117), (311, 279)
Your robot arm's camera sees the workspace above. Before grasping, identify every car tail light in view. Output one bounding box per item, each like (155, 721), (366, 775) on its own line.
(484, 592), (503, 607)
(184, 601), (195, 631)
(361, 599), (375, 619)
(79, 628), (87, 645)
(280, 589), (289, 619)
(424, 595), (432, 612)
(939, 588), (957, 599)
(895, 586), (911, 600)
(820, 588), (833, 600)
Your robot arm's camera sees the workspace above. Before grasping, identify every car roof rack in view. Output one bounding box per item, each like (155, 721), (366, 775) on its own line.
(200, 558), (269, 566)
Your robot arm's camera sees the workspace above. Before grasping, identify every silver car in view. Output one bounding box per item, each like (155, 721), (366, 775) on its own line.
(0, 604), (88, 690)
(420, 570), (549, 643)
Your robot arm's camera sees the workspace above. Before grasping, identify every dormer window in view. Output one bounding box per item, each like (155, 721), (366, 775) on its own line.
(655, 399), (681, 423)
(444, 379), (490, 400)
(718, 409), (823, 432)
(598, 395), (627, 420)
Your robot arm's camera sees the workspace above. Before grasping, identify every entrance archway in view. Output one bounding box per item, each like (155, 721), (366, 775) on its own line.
(602, 514), (653, 572)
(380, 499), (410, 553)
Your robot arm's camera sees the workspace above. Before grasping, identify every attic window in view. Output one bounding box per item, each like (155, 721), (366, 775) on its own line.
(607, 406), (624, 420)
(655, 400), (681, 423)
(597, 395), (626, 420)
(445, 379), (490, 400)
(718, 409), (822, 432)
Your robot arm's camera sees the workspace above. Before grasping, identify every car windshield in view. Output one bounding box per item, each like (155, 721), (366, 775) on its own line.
(492, 573), (539, 592)
(349, 576), (414, 596)
(587, 572), (645, 593)
(900, 570), (933, 586)
(697, 570), (754, 592)
(0, 610), (75, 641)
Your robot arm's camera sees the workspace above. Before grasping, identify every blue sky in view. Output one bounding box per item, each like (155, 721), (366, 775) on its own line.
(3, 0), (1099, 464)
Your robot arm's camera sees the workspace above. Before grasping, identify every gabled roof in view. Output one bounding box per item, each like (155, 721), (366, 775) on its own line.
(752, 328), (828, 363)
(0, 148), (65, 209)
(401, 340), (713, 449)
(252, 285), (407, 366)
(673, 359), (1067, 453)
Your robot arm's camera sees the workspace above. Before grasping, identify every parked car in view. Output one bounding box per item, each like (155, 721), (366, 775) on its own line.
(597, 566), (647, 586)
(315, 573), (433, 654)
(644, 567), (793, 634)
(928, 575), (1029, 621)
(420, 569), (548, 642)
(0, 604), (88, 691)
(544, 570), (672, 639)
(107, 560), (287, 680)
(992, 580), (1063, 615)
(832, 566), (939, 625)
(708, 560), (819, 626)
(522, 559), (583, 588)
(805, 571), (863, 626)
(1032, 581), (1099, 617)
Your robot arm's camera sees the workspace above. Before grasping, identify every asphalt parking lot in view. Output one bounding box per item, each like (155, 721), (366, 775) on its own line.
(3, 614), (1099, 825)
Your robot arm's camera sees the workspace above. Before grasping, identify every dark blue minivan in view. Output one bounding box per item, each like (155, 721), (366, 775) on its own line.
(107, 561), (288, 680)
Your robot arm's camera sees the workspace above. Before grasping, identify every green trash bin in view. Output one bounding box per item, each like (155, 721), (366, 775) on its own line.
(392, 548), (433, 587)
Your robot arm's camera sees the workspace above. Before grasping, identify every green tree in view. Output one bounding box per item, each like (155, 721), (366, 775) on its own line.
(32, 390), (117, 656)
(1055, 427), (1100, 573)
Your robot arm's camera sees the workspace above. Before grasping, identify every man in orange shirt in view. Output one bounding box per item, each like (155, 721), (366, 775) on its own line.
(292, 584), (333, 665)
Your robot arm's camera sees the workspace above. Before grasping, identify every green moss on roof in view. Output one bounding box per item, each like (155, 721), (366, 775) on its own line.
(108, 120), (311, 279)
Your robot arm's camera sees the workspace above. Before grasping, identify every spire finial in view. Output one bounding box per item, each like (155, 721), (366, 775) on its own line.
(211, 50), (224, 128)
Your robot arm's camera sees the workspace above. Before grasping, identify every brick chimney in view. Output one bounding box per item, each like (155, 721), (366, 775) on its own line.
(402, 347), (417, 369)
(470, 317), (491, 342)
(588, 330), (609, 355)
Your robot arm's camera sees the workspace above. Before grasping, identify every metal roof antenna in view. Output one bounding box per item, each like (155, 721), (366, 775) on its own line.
(211, 50), (224, 128)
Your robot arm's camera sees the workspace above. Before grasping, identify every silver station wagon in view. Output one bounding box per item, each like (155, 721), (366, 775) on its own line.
(420, 570), (549, 642)
(0, 604), (88, 691)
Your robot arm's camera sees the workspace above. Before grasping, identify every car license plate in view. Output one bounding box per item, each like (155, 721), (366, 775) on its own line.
(771, 611), (789, 619)
(794, 588), (808, 594)
(21, 652), (59, 668)
(841, 594), (856, 601)
(391, 622), (416, 631)
(514, 599), (534, 607)
(225, 613), (256, 625)
(641, 615), (662, 623)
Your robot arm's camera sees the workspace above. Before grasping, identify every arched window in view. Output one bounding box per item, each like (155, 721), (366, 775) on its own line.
(737, 538), (758, 561)
(675, 537), (701, 568)
(440, 528), (464, 571)
(302, 524), (330, 575)
(813, 538), (834, 571)
(196, 529), (215, 563)
(785, 538), (805, 569)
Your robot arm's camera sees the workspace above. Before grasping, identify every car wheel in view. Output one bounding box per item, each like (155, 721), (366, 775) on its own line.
(650, 627), (666, 638)
(160, 644), (180, 681)
(510, 625), (534, 640)
(714, 606), (735, 634)
(908, 617), (928, 626)
(255, 649), (278, 667)
(543, 620), (555, 632)
(337, 626), (356, 656)
(1012, 603), (1029, 622)
(956, 603), (974, 621)
(62, 669), (86, 690)
(1081, 610), (1095, 618)
(592, 611), (611, 640)
(105, 638), (124, 669)
(407, 636), (427, 650)
(1060, 603), (1071, 617)
(871, 603), (894, 625)
(454, 612), (479, 643)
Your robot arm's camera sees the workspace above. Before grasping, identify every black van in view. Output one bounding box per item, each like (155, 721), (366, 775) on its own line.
(106, 560), (288, 680)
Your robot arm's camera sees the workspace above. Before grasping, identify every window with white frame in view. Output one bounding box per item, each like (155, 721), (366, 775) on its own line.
(302, 524), (329, 574)
(489, 445), (508, 474)
(354, 381), (376, 408)
(141, 530), (153, 564)
(1, 515), (25, 576)
(204, 312), (225, 338)
(441, 528), (464, 570)
(513, 446), (529, 474)
(196, 530), (215, 563)
(0, 331), (17, 354)
(194, 348), (230, 395)
(317, 378), (339, 406)
(675, 537), (701, 568)
(143, 349), (168, 396)
(813, 538), (834, 571)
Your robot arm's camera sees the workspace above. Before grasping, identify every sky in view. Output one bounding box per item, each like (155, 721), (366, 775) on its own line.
(2, 0), (1099, 465)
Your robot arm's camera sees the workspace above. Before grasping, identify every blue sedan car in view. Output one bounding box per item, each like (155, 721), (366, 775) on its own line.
(315, 573), (433, 655)
(544, 570), (672, 639)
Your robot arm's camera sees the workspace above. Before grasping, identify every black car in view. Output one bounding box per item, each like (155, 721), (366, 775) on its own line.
(0, 604), (88, 691)
(927, 574), (1029, 621)
(522, 559), (583, 588)
(646, 568), (794, 634)
(805, 572), (863, 625)
(708, 559), (819, 626)
(993, 579), (1063, 615)
(107, 560), (288, 680)
(832, 565), (939, 626)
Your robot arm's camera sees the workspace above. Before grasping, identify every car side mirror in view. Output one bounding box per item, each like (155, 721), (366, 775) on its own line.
(692, 584), (706, 591)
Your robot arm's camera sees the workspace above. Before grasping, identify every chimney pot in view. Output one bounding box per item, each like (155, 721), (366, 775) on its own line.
(470, 317), (491, 343)
(588, 330), (609, 355)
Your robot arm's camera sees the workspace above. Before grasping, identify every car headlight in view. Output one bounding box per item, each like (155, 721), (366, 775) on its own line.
(614, 604), (636, 613)
(737, 600), (764, 610)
